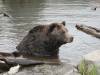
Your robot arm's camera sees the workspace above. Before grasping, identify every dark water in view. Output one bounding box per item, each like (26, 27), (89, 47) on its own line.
(0, 0), (100, 63)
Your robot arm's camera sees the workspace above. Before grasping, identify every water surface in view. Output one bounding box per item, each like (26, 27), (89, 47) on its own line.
(0, 0), (100, 63)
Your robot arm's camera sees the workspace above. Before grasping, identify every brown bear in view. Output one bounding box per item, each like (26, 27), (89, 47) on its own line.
(16, 21), (73, 57)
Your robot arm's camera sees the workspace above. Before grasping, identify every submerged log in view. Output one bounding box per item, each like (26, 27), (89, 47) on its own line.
(76, 24), (100, 38)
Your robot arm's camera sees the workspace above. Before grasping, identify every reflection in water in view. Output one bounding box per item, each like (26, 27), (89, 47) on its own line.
(2, 0), (46, 23)
(0, 0), (100, 63)
(0, 0), (46, 52)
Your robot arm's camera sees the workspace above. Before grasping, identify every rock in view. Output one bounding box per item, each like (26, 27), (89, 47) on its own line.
(1, 63), (74, 75)
(76, 50), (100, 75)
(91, 7), (97, 11)
(8, 65), (20, 75)
(84, 50), (100, 63)
(15, 63), (73, 75)
(0, 12), (10, 17)
(3, 13), (9, 17)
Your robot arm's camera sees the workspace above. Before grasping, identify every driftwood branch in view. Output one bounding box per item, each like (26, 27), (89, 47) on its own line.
(76, 24), (100, 38)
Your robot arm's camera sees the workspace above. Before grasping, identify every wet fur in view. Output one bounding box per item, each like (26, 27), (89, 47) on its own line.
(16, 21), (73, 57)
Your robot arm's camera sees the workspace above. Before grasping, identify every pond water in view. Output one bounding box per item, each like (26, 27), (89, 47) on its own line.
(0, 0), (100, 63)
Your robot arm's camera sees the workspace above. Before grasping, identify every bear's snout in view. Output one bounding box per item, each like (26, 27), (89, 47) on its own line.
(69, 36), (73, 42)
(66, 35), (74, 43)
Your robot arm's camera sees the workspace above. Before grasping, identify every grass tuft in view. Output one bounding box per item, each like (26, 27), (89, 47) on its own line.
(77, 59), (98, 75)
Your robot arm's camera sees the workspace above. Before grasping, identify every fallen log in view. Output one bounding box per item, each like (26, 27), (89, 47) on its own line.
(76, 24), (100, 38)
(0, 52), (60, 65)
(0, 52), (60, 73)
(0, 56), (45, 73)
(0, 57), (42, 73)
(0, 57), (45, 66)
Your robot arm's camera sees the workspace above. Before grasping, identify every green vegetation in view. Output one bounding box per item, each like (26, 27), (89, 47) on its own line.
(77, 59), (98, 75)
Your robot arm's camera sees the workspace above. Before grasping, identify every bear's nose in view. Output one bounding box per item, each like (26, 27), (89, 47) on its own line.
(70, 37), (73, 42)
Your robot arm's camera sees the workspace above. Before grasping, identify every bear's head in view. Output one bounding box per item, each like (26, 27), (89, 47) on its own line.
(16, 21), (73, 57)
(48, 21), (73, 45)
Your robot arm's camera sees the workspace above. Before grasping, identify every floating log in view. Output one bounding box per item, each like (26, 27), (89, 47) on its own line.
(76, 24), (100, 38)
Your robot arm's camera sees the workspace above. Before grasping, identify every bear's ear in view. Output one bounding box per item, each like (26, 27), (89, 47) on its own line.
(48, 24), (57, 33)
(61, 21), (65, 26)
(29, 28), (34, 33)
